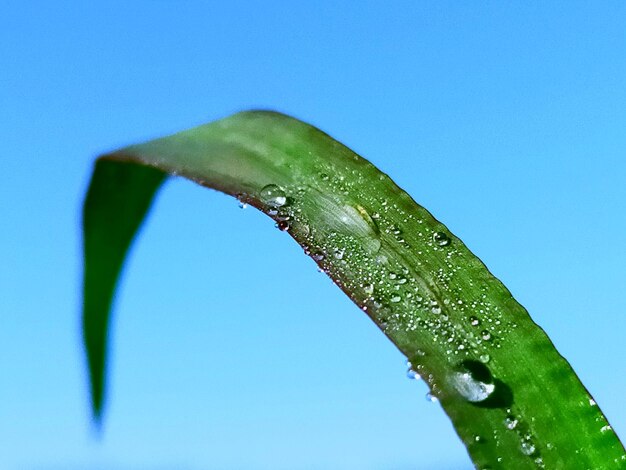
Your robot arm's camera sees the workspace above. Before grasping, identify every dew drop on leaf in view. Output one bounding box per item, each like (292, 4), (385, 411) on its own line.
(452, 360), (495, 403)
(407, 369), (421, 380)
(454, 372), (495, 402)
(260, 184), (287, 208)
(433, 231), (451, 246)
(406, 360), (421, 380)
(275, 220), (290, 231)
(504, 415), (518, 430)
(520, 440), (536, 456)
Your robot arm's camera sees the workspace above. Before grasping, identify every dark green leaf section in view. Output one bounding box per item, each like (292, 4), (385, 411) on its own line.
(82, 160), (166, 421)
(83, 110), (625, 468)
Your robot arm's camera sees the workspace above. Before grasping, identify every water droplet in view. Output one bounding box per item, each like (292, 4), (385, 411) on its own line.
(235, 194), (248, 209)
(474, 435), (482, 442)
(319, 172), (329, 181)
(504, 415), (518, 430)
(311, 251), (325, 261)
(391, 295), (402, 303)
(275, 220), (290, 231)
(481, 330), (492, 341)
(589, 398), (597, 406)
(470, 316), (480, 326)
(600, 425), (612, 433)
(520, 440), (536, 456)
(260, 184), (287, 208)
(454, 372), (495, 402)
(433, 231), (451, 246)
(426, 392), (439, 402)
(364, 283), (374, 295)
(479, 354), (490, 363)
(406, 361), (421, 380)
(452, 360), (495, 403)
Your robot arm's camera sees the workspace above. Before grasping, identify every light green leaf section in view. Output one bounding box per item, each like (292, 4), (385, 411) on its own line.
(83, 110), (625, 468)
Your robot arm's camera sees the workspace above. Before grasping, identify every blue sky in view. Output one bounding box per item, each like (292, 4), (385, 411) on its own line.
(1, 2), (625, 469)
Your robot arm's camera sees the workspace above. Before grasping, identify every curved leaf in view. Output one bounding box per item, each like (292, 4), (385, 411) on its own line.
(82, 110), (625, 468)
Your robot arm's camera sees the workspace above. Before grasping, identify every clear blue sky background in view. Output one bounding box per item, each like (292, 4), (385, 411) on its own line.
(2, 2), (625, 469)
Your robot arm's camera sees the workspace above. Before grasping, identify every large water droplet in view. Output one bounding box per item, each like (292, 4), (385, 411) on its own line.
(433, 231), (451, 246)
(454, 372), (495, 402)
(260, 184), (287, 208)
(452, 360), (495, 403)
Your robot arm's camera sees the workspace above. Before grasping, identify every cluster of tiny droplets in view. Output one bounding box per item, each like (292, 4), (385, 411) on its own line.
(251, 162), (621, 468)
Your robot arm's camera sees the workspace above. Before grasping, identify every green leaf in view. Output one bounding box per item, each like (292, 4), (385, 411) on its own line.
(82, 110), (625, 468)
(82, 160), (166, 421)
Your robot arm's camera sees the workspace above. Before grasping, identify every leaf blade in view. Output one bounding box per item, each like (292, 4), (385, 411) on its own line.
(83, 110), (625, 467)
(82, 160), (166, 421)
